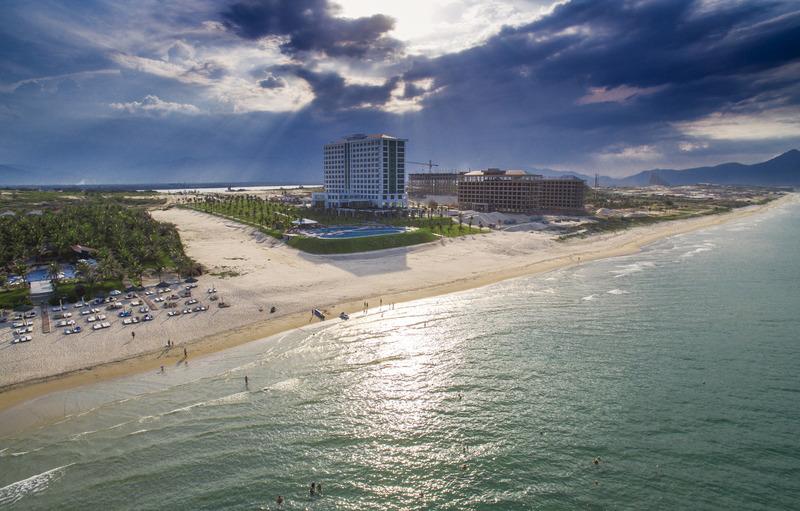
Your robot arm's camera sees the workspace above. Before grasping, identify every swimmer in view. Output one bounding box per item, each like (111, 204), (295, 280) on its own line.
(276, 495), (284, 506)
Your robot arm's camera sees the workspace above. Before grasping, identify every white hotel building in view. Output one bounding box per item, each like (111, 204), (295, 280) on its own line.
(319, 133), (407, 209)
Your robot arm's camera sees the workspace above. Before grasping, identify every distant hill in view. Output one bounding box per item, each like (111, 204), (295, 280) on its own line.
(529, 150), (800, 187)
(612, 149), (800, 187)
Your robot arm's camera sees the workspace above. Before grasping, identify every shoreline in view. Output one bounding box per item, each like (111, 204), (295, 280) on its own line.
(0, 195), (792, 414)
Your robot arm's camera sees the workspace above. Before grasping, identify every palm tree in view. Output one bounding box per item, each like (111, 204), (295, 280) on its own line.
(13, 261), (28, 287)
(47, 261), (61, 283)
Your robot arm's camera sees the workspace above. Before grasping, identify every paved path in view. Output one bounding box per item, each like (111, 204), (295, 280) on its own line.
(138, 293), (158, 312)
(40, 304), (51, 334)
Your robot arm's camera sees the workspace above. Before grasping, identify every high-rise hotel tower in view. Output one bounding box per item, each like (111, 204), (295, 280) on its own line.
(321, 133), (407, 209)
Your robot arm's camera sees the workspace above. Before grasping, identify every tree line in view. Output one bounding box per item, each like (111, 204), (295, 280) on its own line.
(0, 199), (198, 286)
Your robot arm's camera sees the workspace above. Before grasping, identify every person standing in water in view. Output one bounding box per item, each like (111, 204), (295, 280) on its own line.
(244, 375), (249, 388)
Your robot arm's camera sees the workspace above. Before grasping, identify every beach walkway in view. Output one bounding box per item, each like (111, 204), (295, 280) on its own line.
(138, 293), (158, 311)
(40, 305), (51, 334)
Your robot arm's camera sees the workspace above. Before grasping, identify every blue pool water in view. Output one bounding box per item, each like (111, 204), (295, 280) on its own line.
(308, 225), (408, 239)
(9, 265), (76, 284)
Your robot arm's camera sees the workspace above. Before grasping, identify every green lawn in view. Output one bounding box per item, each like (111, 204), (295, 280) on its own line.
(0, 288), (32, 310)
(287, 229), (438, 254)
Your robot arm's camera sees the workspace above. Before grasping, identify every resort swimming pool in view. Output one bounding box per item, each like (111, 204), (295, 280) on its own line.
(8, 264), (76, 284)
(307, 225), (408, 239)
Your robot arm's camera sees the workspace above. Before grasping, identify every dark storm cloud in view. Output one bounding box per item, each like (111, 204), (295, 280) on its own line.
(221, 0), (403, 59)
(404, 0), (800, 124)
(258, 74), (286, 89)
(274, 65), (399, 111)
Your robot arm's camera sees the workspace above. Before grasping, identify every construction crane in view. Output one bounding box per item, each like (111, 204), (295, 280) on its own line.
(407, 160), (440, 173)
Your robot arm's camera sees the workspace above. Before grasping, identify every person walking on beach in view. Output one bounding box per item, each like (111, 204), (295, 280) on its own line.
(184, 347), (187, 358)
(131, 331), (135, 339)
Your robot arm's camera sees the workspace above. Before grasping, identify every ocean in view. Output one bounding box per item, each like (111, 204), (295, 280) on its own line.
(1, 200), (798, 510)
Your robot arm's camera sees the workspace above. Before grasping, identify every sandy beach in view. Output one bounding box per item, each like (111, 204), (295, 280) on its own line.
(0, 194), (794, 412)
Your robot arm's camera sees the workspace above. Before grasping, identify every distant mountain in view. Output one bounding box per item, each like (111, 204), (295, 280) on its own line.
(527, 150), (800, 187)
(613, 149), (800, 187)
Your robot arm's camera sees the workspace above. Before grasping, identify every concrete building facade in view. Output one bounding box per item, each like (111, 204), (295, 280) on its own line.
(322, 133), (407, 208)
(407, 172), (463, 197)
(458, 169), (586, 212)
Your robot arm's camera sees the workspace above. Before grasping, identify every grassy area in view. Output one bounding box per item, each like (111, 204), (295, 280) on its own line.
(287, 229), (438, 254)
(182, 196), (485, 253)
(0, 189), (165, 213)
(0, 288), (32, 310)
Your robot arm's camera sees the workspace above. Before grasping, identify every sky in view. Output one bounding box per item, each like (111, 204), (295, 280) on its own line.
(1, 0), (799, 184)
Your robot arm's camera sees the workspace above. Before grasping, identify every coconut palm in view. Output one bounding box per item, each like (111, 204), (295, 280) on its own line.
(47, 261), (61, 283)
(13, 261), (28, 286)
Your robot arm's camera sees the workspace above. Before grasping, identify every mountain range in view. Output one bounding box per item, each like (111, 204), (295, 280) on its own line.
(534, 149), (800, 187)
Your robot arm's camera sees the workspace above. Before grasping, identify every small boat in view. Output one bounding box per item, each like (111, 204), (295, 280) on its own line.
(339, 312), (349, 320)
(313, 309), (325, 320)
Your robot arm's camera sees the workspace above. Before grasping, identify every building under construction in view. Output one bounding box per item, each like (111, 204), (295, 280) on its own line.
(458, 168), (586, 213)
(407, 172), (463, 197)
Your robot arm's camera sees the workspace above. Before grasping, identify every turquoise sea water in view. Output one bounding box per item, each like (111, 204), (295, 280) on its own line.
(1, 200), (799, 510)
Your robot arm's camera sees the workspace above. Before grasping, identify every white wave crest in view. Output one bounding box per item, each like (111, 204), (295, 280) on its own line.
(607, 289), (629, 295)
(610, 261), (656, 278)
(0, 463), (73, 506)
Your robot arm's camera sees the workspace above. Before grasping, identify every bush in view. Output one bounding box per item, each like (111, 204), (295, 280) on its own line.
(0, 288), (33, 310)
